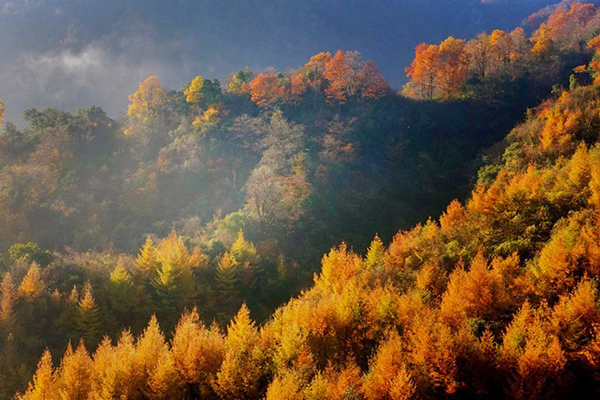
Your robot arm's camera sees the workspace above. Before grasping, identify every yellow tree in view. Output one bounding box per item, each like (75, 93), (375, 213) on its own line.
(489, 29), (514, 71)
(265, 369), (303, 400)
(229, 230), (260, 288)
(55, 341), (92, 400)
(362, 331), (416, 400)
(436, 37), (469, 98)
(136, 316), (169, 397)
(315, 243), (362, 294)
(19, 349), (54, 400)
(184, 76), (204, 105)
(214, 304), (268, 399)
(192, 104), (221, 129)
(550, 279), (598, 352)
(127, 76), (168, 119)
(171, 308), (224, 397)
(440, 252), (512, 325)
(305, 52), (332, 91)
(19, 263), (45, 301)
(89, 332), (139, 399)
(136, 237), (159, 272)
(147, 352), (180, 400)
(499, 303), (567, 399)
(151, 231), (205, 325)
(531, 27), (554, 57)
(364, 234), (385, 272)
(531, 226), (577, 298)
(0, 272), (17, 329)
(125, 76), (169, 139)
(155, 231), (204, 273)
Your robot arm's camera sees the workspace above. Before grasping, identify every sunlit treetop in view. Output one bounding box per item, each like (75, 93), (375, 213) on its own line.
(127, 76), (169, 119)
(184, 76), (204, 104)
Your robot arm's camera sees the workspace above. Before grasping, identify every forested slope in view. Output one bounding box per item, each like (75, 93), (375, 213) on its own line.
(16, 46), (600, 400)
(2, 2), (600, 399)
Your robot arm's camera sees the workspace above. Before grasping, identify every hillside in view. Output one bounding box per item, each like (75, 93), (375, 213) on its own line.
(14, 38), (600, 400)
(1, 1), (600, 399)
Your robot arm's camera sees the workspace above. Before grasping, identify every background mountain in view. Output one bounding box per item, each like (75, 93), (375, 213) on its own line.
(0, 0), (560, 123)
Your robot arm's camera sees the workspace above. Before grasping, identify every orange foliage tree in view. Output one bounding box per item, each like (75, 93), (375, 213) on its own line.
(249, 71), (286, 106)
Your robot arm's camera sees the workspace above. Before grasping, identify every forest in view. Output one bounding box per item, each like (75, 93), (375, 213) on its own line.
(1, 1), (600, 399)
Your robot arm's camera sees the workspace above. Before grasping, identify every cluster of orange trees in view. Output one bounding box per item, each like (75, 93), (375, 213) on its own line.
(246, 50), (390, 106)
(404, 2), (600, 99)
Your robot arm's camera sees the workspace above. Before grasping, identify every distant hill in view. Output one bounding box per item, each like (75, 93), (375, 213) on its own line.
(0, 0), (558, 122)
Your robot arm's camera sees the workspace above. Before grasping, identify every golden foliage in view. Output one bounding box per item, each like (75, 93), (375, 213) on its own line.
(184, 75), (204, 104)
(362, 331), (416, 400)
(19, 350), (54, 400)
(499, 302), (568, 399)
(55, 341), (92, 400)
(214, 304), (268, 399)
(441, 251), (513, 325)
(171, 308), (224, 393)
(126, 76), (168, 120)
(18, 263), (45, 301)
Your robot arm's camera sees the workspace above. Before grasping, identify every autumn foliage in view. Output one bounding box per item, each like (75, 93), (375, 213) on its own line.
(20, 75), (600, 396)
(8, 2), (600, 399)
(248, 50), (389, 106)
(405, 2), (600, 99)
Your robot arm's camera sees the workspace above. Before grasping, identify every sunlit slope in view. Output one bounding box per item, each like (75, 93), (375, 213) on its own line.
(18, 60), (600, 400)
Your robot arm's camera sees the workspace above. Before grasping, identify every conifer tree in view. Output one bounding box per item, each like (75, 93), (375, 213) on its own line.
(228, 67), (255, 94)
(214, 304), (268, 399)
(147, 352), (180, 400)
(230, 230), (261, 291)
(0, 334), (28, 400)
(362, 332), (416, 400)
(230, 230), (260, 267)
(19, 263), (45, 301)
(136, 237), (159, 272)
(89, 336), (119, 399)
(151, 260), (181, 326)
(216, 252), (240, 317)
(58, 286), (79, 343)
(19, 349), (54, 400)
(134, 316), (170, 398)
(75, 282), (103, 347)
(171, 308), (224, 397)
(55, 340), (92, 400)
(364, 235), (385, 271)
(0, 272), (17, 331)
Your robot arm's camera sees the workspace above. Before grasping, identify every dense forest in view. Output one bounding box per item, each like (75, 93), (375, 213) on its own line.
(1, 1), (600, 399)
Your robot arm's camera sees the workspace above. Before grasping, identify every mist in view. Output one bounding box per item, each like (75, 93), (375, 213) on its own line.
(0, 0), (557, 123)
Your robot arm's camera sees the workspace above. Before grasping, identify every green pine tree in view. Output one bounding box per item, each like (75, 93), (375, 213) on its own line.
(75, 282), (103, 348)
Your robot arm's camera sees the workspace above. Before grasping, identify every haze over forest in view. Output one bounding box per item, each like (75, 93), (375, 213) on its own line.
(0, 0), (563, 123)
